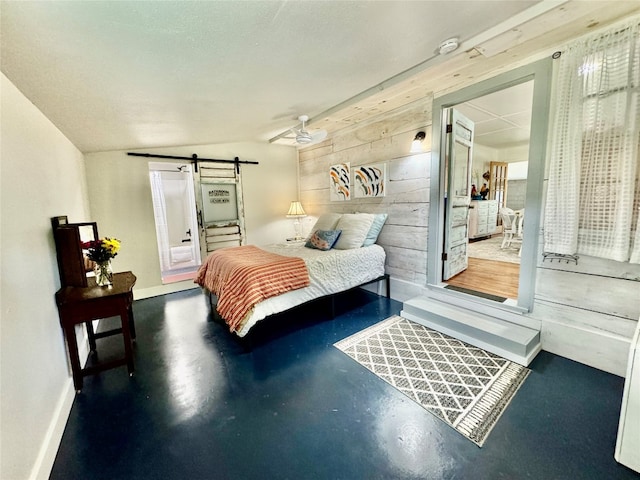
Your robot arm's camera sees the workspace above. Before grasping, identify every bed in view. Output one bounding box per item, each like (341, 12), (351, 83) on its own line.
(194, 212), (389, 337)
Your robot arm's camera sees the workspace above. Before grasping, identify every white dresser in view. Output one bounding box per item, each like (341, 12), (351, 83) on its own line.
(468, 200), (498, 239)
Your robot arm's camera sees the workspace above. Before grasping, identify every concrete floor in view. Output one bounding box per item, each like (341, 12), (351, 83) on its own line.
(51, 288), (639, 479)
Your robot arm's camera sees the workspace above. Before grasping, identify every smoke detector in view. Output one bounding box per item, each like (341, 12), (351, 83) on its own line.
(438, 38), (459, 55)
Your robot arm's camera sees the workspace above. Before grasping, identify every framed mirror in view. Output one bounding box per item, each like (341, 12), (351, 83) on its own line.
(52, 218), (99, 287)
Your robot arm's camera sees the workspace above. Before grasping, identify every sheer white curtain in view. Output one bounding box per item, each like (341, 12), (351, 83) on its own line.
(149, 170), (171, 272)
(544, 18), (640, 263)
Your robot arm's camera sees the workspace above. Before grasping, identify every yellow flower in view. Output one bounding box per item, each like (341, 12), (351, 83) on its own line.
(102, 237), (121, 255)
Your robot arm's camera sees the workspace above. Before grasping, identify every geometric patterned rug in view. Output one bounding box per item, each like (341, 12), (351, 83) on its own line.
(334, 315), (530, 446)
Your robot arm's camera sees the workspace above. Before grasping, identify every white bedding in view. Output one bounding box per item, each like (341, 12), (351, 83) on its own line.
(230, 243), (386, 337)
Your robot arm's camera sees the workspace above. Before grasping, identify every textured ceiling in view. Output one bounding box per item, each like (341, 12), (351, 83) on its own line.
(1, 0), (539, 152)
(456, 81), (534, 149)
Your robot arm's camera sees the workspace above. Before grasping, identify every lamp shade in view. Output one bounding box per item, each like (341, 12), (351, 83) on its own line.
(286, 201), (306, 217)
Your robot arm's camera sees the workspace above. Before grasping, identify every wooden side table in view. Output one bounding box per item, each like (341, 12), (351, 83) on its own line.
(55, 271), (137, 392)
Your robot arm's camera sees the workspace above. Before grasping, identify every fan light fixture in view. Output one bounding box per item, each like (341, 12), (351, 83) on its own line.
(295, 115), (313, 144)
(286, 201), (307, 240)
(291, 115), (328, 146)
(296, 132), (313, 144)
(410, 131), (426, 153)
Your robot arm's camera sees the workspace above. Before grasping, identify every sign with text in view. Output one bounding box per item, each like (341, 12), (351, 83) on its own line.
(201, 183), (238, 223)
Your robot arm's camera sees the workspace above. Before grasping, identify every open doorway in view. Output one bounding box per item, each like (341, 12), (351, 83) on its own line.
(148, 162), (202, 284)
(427, 58), (552, 313)
(444, 81), (533, 303)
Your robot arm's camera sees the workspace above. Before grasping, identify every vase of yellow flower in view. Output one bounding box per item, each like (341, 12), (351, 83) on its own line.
(93, 260), (113, 286)
(82, 237), (121, 286)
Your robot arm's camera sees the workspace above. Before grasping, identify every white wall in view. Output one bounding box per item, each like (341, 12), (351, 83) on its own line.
(84, 143), (298, 298)
(471, 143), (497, 187)
(499, 143), (530, 164)
(506, 161), (528, 180)
(1, 73), (91, 480)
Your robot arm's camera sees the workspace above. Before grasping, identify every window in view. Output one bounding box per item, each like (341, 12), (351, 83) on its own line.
(544, 19), (640, 263)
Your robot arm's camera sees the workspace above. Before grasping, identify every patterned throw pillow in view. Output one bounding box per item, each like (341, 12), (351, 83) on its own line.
(305, 229), (342, 251)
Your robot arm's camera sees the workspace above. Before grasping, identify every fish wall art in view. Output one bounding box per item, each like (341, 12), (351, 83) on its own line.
(354, 163), (386, 198)
(329, 162), (350, 201)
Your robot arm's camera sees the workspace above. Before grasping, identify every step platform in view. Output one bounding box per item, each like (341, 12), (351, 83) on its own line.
(401, 295), (541, 366)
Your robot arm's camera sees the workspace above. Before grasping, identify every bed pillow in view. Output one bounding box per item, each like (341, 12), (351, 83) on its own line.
(362, 213), (388, 246)
(306, 213), (342, 240)
(333, 213), (375, 250)
(305, 229), (342, 251)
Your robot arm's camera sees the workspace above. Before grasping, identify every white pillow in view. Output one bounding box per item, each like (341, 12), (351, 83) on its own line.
(362, 213), (388, 246)
(333, 213), (375, 249)
(306, 213), (342, 240)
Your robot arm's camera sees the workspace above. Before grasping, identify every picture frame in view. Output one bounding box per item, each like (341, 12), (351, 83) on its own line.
(354, 163), (386, 198)
(329, 162), (350, 201)
(51, 215), (68, 229)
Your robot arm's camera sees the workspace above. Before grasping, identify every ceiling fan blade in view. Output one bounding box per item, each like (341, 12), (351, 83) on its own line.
(311, 130), (327, 143)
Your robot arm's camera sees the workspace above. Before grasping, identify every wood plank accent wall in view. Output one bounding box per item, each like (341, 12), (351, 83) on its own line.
(299, 99), (432, 285)
(299, 87), (640, 377)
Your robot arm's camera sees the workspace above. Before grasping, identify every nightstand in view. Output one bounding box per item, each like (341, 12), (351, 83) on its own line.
(284, 238), (306, 246)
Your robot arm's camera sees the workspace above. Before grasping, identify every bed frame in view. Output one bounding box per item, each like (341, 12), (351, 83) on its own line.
(206, 273), (390, 340)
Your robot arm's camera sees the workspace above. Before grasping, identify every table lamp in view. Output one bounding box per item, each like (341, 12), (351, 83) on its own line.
(286, 201), (307, 240)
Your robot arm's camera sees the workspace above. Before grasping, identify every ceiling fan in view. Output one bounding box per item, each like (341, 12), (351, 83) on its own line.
(289, 115), (328, 145)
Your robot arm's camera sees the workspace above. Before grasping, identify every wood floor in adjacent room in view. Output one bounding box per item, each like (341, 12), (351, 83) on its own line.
(446, 257), (520, 300)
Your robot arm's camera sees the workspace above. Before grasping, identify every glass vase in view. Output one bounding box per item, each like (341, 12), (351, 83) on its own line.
(93, 260), (113, 286)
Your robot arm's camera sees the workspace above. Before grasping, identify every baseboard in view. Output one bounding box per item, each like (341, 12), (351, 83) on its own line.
(383, 276), (426, 302)
(29, 327), (92, 480)
(358, 275), (428, 303)
(134, 281), (199, 300)
(29, 378), (76, 480)
(358, 275), (389, 298)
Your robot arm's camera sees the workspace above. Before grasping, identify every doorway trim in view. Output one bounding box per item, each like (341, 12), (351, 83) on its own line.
(427, 58), (553, 312)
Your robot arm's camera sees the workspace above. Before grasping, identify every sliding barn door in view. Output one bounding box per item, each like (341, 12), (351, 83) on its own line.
(195, 164), (246, 260)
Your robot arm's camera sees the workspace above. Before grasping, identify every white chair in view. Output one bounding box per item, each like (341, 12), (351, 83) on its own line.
(499, 207), (523, 251)
(515, 208), (525, 235)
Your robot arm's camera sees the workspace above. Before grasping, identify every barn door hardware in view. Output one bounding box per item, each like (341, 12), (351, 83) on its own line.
(127, 152), (258, 174)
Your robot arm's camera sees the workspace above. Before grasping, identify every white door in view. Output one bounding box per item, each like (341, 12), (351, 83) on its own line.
(443, 109), (474, 280)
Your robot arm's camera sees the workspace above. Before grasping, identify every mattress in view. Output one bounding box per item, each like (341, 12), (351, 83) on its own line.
(228, 243), (386, 337)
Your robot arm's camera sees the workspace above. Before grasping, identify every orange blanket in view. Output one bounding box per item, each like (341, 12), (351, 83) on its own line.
(194, 245), (310, 332)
